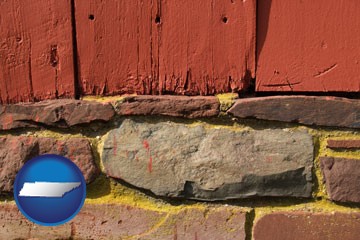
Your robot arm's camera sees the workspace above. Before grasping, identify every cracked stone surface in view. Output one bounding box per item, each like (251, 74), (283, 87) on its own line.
(0, 99), (115, 129)
(0, 136), (98, 192)
(102, 119), (313, 200)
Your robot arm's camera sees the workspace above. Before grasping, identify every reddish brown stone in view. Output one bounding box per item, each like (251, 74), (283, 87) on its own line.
(0, 203), (33, 239)
(0, 203), (246, 239)
(114, 95), (220, 118)
(0, 99), (115, 130)
(320, 157), (360, 203)
(228, 96), (360, 128)
(253, 212), (360, 240)
(327, 139), (360, 149)
(0, 136), (38, 192)
(0, 203), (71, 239)
(37, 138), (98, 183)
(71, 204), (167, 239)
(0, 136), (97, 192)
(141, 207), (246, 240)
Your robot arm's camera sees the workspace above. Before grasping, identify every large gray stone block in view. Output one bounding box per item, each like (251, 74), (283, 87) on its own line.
(102, 119), (313, 200)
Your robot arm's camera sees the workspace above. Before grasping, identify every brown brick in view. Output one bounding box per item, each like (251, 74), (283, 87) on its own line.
(113, 95), (220, 118)
(327, 139), (360, 149)
(71, 204), (246, 239)
(70, 204), (167, 239)
(228, 96), (360, 129)
(0, 99), (115, 130)
(0, 136), (98, 192)
(320, 157), (360, 203)
(141, 207), (246, 240)
(0, 203), (71, 239)
(0, 203), (247, 239)
(253, 212), (360, 240)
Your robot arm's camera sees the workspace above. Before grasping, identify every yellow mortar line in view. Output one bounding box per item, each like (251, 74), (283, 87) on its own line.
(81, 95), (129, 103)
(216, 93), (239, 112)
(122, 213), (171, 240)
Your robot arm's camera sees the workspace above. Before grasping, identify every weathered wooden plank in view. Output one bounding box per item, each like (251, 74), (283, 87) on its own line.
(159, 0), (256, 95)
(75, 0), (155, 96)
(257, 0), (360, 92)
(75, 0), (255, 96)
(0, 0), (75, 103)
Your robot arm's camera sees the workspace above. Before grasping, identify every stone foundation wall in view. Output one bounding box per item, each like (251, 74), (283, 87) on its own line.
(0, 94), (359, 239)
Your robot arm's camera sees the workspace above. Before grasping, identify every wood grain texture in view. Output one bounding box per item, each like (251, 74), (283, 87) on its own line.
(75, 0), (155, 96)
(0, 0), (75, 103)
(75, 0), (256, 96)
(158, 0), (256, 95)
(257, 0), (360, 92)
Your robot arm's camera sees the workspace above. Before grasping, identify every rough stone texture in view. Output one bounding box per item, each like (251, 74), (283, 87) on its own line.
(0, 203), (246, 240)
(327, 139), (360, 149)
(71, 204), (167, 239)
(320, 157), (360, 203)
(0, 99), (115, 130)
(0, 136), (97, 192)
(228, 96), (360, 129)
(253, 212), (360, 240)
(138, 207), (246, 240)
(102, 119), (313, 200)
(113, 95), (220, 118)
(0, 203), (71, 239)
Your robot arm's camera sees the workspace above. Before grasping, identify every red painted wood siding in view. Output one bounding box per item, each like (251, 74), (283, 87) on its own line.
(74, 0), (155, 95)
(1, 0), (359, 104)
(257, 0), (360, 92)
(75, 0), (256, 96)
(0, 0), (75, 104)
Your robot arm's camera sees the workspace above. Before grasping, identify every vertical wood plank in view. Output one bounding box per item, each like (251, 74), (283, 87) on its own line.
(75, 0), (255, 96)
(75, 0), (155, 95)
(159, 0), (256, 95)
(0, 0), (75, 103)
(257, 0), (360, 92)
